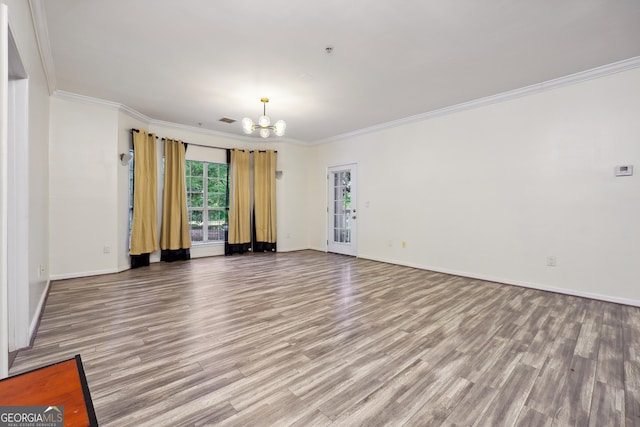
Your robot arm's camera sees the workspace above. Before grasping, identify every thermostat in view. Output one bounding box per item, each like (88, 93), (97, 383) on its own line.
(614, 165), (633, 177)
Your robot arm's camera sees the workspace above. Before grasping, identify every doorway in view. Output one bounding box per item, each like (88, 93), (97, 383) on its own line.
(327, 164), (357, 256)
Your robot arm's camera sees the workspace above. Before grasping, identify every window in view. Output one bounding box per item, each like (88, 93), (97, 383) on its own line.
(332, 170), (351, 243)
(128, 149), (134, 243)
(186, 160), (228, 243)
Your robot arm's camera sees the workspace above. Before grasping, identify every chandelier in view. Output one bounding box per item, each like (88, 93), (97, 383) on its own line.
(242, 98), (286, 138)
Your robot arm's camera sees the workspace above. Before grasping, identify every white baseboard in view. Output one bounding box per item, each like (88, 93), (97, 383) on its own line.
(358, 253), (640, 308)
(48, 250), (639, 307)
(28, 279), (51, 344)
(117, 264), (130, 273)
(278, 246), (313, 253)
(49, 267), (121, 281)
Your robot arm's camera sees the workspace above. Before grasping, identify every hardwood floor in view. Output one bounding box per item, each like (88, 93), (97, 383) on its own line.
(10, 250), (640, 426)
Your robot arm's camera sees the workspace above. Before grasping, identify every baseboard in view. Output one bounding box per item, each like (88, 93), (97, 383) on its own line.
(49, 268), (121, 281)
(28, 279), (51, 347)
(117, 265), (130, 273)
(8, 351), (18, 370)
(277, 246), (313, 253)
(358, 253), (640, 308)
(48, 250), (639, 307)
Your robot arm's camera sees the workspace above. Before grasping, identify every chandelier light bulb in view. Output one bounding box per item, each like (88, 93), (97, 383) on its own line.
(274, 120), (286, 136)
(258, 115), (270, 128)
(242, 117), (254, 134)
(260, 128), (271, 138)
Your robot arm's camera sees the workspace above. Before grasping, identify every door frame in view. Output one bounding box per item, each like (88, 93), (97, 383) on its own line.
(327, 163), (357, 256)
(1, 5), (30, 377)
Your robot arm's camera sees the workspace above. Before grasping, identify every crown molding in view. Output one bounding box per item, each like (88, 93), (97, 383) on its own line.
(52, 90), (122, 109)
(119, 103), (152, 123)
(51, 55), (640, 147)
(313, 55), (640, 145)
(28, 0), (56, 94)
(52, 90), (151, 123)
(51, 91), (307, 145)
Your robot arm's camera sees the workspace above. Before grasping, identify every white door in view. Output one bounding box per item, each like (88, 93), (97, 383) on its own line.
(327, 164), (357, 256)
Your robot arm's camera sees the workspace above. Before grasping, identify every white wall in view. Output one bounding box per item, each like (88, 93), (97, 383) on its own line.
(272, 142), (312, 252)
(1, 0), (50, 343)
(49, 96), (119, 278)
(312, 67), (640, 305)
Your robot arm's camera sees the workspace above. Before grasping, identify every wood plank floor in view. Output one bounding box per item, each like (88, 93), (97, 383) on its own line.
(10, 250), (640, 426)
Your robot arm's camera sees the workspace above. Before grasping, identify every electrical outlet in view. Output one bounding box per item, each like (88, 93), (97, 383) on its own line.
(104, 245), (111, 254)
(546, 256), (556, 267)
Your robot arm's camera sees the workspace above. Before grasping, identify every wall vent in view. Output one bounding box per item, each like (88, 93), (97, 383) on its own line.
(219, 117), (236, 124)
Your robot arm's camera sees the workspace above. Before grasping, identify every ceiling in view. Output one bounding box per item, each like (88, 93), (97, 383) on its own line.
(36, 0), (640, 144)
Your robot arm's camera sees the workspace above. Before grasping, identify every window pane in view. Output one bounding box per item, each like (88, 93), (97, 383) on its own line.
(189, 177), (203, 192)
(208, 163), (219, 179)
(188, 192), (204, 208)
(330, 170), (352, 245)
(188, 161), (203, 176)
(128, 150), (134, 235)
(343, 171), (351, 185)
(189, 210), (204, 242)
(207, 209), (227, 241)
(209, 193), (226, 208)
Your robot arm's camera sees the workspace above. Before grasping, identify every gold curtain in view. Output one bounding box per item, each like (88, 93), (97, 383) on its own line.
(130, 130), (158, 255)
(228, 149), (251, 249)
(253, 150), (277, 251)
(160, 139), (191, 252)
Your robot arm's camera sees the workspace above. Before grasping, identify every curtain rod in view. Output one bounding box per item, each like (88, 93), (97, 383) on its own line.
(130, 128), (277, 152)
(131, 128), (158, 139)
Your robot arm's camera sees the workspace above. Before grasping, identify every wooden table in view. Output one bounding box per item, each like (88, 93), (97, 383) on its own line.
(0, 354), (98, 426)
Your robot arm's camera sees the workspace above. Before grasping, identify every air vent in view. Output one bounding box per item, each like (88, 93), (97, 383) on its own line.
(219, 117), (236, 124)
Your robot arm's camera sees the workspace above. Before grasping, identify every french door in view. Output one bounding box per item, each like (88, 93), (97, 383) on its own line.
(327, 164), (357, 256)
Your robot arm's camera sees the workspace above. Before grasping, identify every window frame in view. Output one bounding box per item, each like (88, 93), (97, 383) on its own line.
(186, 160), (228, 244)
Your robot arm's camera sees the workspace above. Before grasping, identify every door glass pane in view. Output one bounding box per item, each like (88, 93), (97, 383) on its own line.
(332, 170), (351, 244)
